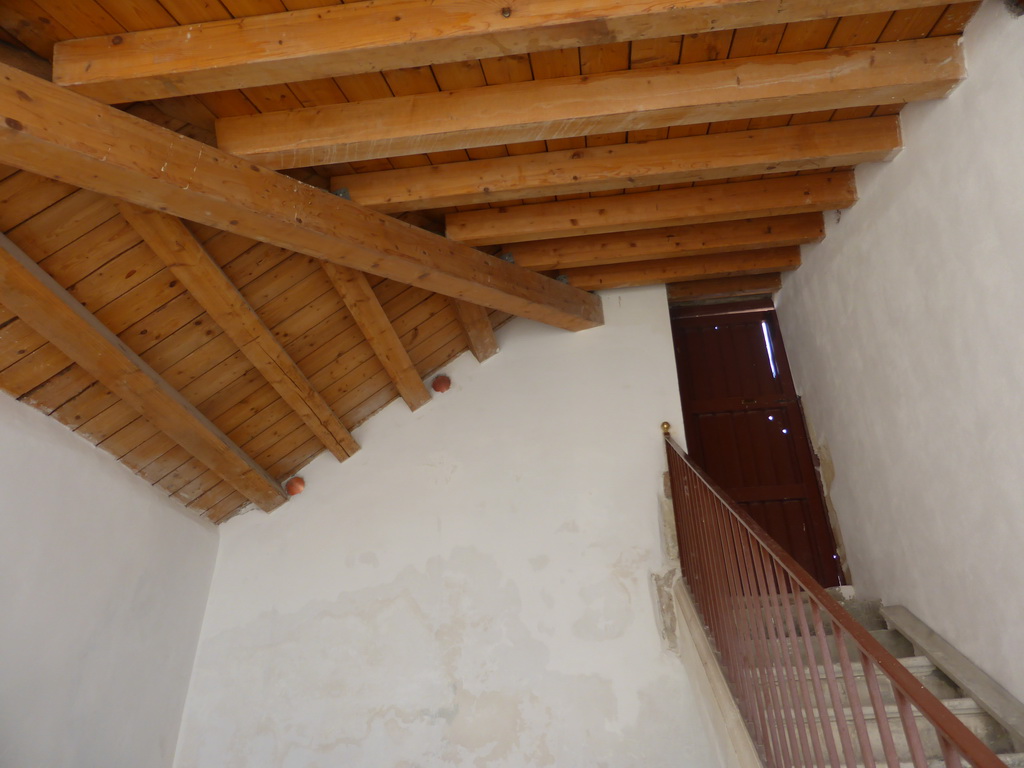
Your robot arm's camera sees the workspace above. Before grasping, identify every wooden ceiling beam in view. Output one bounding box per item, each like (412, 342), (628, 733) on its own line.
(52, 0), (958, 104)
(334, 116), (900, 213)
(216, 38), (961, 170)
(0, 232), (287, 512)
(506, 212), (826, 272)
(0, 63), (602, 333)
(450, 301), (499, 363)
(449, 174), (847, 247)
(321, 263), (431, 411)
(118, 203), (361, 462)
(560, 247), (802, 291)
(667, 274), (784, 303)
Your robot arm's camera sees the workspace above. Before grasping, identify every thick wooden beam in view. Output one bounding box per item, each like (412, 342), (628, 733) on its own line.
(449, 174), (847, 246)
(667, 274), (784, 303)
(507, 212), (825, 272)
(118, 203), (361, 461)
(450, 300), (499, 363)
(334, 117), (899, 213)
(561, 247), (801, 291)
(0, 63), (602, 332)
(53, 0), (956, 104)
(0, 232), (287, 512)
(217, 38), (961, 170)
(321, 263), (431, 411)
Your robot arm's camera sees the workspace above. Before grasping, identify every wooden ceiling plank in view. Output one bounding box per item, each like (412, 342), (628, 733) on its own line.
(321, 262), (431, 411)
(450, 173), (850, 247)
(666, 273), (784, 302)
(0, 64), (602, 333)
(334, 116), (900, 212)
(450, 300), (499, 363)
(217, 38), (960, 169)
(52, 0), (959, 103)
(561, 246), (802, 291)
(19, 363), (93, 416)
(505, 212), (826, 272)
(0, 231), (288, 511)
(0, 343), (73, 398)
(120, 203), (360, 460)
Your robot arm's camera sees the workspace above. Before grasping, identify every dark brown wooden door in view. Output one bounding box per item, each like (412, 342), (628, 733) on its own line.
(670, 304), (842, 587)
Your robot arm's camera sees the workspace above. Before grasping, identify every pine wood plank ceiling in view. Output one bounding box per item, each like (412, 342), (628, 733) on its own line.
(0, 0), (979, 523)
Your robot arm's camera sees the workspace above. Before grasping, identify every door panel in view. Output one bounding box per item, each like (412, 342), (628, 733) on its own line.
(671, 306), (842, 586)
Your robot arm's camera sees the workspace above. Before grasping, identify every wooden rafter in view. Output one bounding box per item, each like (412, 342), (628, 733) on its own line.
(505, 213), (826, 272)
(667, 274), (784, 303)
(447, 175), (849, 247)
(118, 203), (361, 462)
(0, 232), (287, 512)
(561, 247), (802, 291)
(52, 0), (956, 103)
(450, 301), (499, 363)
(0, 63), (602, 333)
(332, 117), (900, 213)
(321, 263), (431, 412)
(215, 38), (962, 169)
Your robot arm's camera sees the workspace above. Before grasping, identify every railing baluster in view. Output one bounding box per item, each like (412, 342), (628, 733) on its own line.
(723, 512), (773, 757)
(894, 689), (930, 768)
(811, 602), (860, 768)
(939, 734), (965, 768)
(776, 567), (829, 768)
(860, 652), (902, 768)
(757, 548), (815, 768)
(737, 523), (791, 768)
(794, 592), (844, 768)
(748, 530), (805, 768)
(711, 492), (768, 750)
(663, 436), (1008, 768)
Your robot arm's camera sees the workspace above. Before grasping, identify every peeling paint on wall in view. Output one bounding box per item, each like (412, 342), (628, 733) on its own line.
(175, 287), (725, 768)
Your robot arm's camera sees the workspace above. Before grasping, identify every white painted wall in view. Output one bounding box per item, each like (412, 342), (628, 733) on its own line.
(175, 287), (722, 768)
(0, 394), (219, 768)
(777, 0), (1024, 701)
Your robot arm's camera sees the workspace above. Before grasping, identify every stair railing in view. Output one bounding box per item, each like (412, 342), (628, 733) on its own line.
(665, 431), (1005, 768)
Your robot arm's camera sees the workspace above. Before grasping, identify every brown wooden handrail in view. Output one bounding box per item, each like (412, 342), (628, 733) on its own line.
(665, 434), (1007, 768)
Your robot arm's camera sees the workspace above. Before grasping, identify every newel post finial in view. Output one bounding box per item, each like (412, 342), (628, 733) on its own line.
(661, 421), (671, 436)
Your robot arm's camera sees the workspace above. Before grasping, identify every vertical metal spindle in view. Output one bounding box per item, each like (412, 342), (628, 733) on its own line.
(811, 602), (860, 768)
(940, 734), (965, 768)
(712, 493), (770, 745)
(834, 625), (878, 768)
(775, 567), (829, 768)
(794, 593), (844, 768)
(738, 526), (791, 768)
(755, 546), (813, 768)
(894, 689), (930, 768)
(860, 652), (902, 767)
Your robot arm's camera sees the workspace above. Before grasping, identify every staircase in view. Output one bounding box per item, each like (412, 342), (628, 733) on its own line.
(664, 434), (1024, 768)
(779, 587), (1024, 767)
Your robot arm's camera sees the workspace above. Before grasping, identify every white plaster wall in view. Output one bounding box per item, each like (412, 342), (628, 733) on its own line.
(0, 394), (219, 768)
(175, 287), (721, 768)
(776, 0), (1024, 701)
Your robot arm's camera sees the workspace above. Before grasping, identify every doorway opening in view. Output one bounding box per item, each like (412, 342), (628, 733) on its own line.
(669, 298), (843, 587)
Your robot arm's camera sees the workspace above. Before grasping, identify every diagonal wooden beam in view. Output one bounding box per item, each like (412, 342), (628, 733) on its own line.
(333, 117), (900, 213)
(560, 247), (802, 291)
(216, 38), (961, 170)
(505, 213), (826, 272)
(0, 232), (287, 512)
(0, 63), (602, 333)
(321, 263), (431, 411)
(118, 203), (361, 461)
(448, 175), (848, 247)
(52, 0), (958, 104)
(450, 300), (499, 363)
(667, 274), (784, 303)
